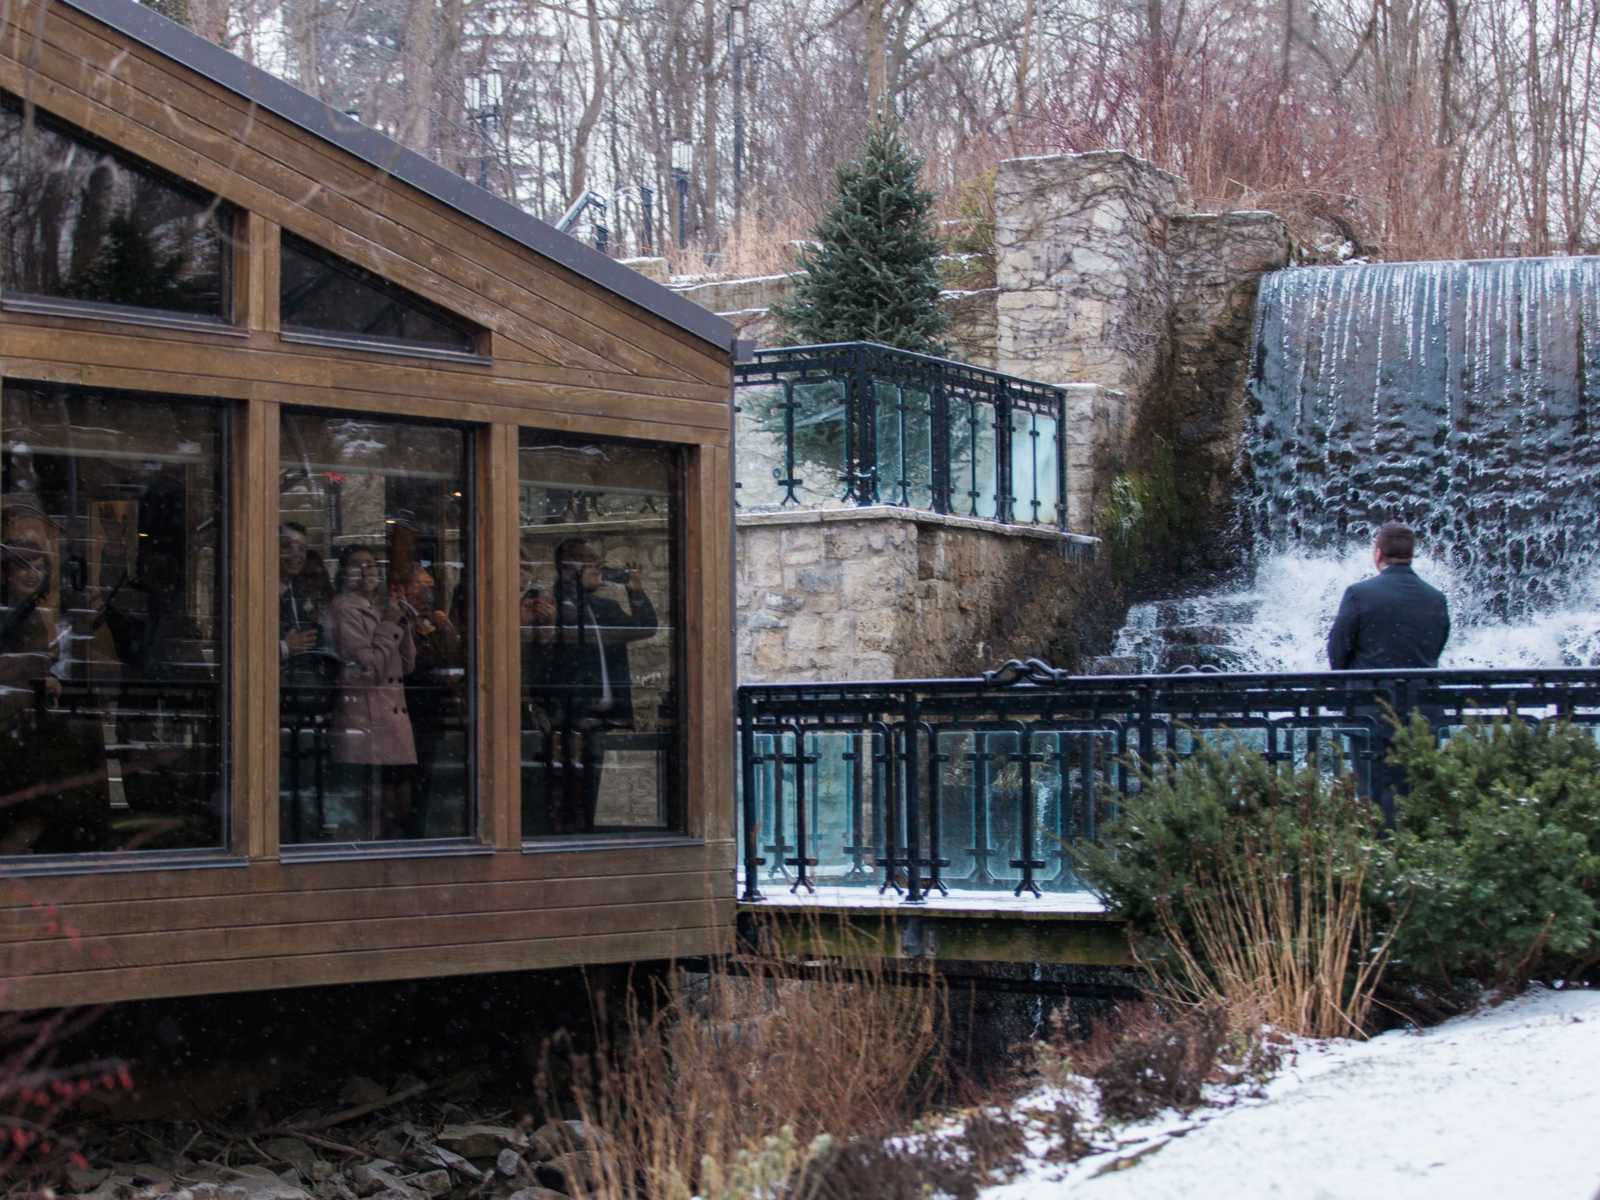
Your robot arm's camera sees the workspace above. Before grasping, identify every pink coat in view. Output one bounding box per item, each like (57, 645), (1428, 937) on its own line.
(327, 592), (417, 765)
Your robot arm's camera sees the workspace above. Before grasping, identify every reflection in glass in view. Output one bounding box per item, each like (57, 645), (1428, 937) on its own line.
(280, 232), (479, 355)
(0, 382), (227, 856)
(0, 99), (232, 319)
(279, 411), (471, 845)
(950, 398), (998, 519)
(519, 433), (679, 837)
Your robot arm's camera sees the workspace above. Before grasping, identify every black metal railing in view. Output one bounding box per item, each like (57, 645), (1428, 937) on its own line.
(736, 659), (1600, 903)
(734, 342), (1069, 528)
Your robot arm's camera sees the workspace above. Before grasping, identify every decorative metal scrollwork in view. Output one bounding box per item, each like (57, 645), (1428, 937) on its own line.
(982, 657), (1073, 687)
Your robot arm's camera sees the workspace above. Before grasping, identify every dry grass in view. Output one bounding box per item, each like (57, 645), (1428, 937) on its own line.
(542, 917), (947, 1200)
(1148, 798), (1398, 1039)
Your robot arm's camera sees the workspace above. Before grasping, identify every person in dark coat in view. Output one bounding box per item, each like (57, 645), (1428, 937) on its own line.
(526, 537), (658, 833)
(1327, 521), (1451, 821)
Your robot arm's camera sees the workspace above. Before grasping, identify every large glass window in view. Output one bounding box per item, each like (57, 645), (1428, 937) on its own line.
(0, 99), (232, 321)
(279, 232), (480, 356)
(0, 382), (228, 857)
(519, 433), (680, 838)
(279, 411), (472, 846)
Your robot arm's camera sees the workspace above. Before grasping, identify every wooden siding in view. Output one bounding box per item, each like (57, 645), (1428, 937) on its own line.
(0, 0), (737, 1009)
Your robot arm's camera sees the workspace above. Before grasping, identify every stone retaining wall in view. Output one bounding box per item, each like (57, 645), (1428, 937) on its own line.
(737, 508), (1104, 682)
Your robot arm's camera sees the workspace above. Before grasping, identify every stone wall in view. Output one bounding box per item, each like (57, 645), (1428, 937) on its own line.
(737, 508), (1104, 682)
(1167, 212), (1293, 514)
(994, 151), (1191, 399)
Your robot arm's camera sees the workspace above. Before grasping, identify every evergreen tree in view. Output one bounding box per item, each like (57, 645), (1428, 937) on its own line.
(775, 119), (949, 355)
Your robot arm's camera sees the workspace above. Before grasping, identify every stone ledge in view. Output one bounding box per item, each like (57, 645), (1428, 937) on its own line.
(737, 504), (1100, 547)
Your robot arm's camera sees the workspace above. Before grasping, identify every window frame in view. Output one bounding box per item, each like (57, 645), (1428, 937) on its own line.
(0, 95), (239, 331)
(515, 428), (690, 846)
(277, 231), (491, 366)
(0, 378), (236, 873)
(274, 404), (483, 859)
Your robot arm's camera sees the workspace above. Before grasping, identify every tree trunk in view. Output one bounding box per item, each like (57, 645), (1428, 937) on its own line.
(399, 0), (437, 155)
(289, 0), (322, 101)
(700, 0), (720, 246)
(569, 0), (609, 206)
(865, 0), (888, 115)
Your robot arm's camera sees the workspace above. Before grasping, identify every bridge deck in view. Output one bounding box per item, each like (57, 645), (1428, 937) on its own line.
(738, 887), (1130, 966)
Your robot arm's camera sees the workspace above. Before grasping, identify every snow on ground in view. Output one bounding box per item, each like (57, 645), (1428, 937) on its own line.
(985, 985), (1600, 1200)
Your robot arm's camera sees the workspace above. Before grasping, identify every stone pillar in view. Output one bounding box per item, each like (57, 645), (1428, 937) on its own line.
(994, 151), (1191, 396)
(994, 152), (1191, 536)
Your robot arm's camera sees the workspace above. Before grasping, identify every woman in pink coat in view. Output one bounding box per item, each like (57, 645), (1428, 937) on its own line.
(327, 544), (416, 839)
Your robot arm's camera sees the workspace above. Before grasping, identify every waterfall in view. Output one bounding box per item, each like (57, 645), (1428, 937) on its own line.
(1115, 256), (1600, 672)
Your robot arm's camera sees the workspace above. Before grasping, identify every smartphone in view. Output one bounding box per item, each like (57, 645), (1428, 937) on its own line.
(600, 567), (631, 585)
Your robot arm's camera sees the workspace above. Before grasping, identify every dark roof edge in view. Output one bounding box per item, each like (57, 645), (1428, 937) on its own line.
(57, 0), (736, 357)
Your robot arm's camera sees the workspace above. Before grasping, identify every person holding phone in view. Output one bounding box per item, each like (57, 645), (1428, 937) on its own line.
(527, 537), (657, 833)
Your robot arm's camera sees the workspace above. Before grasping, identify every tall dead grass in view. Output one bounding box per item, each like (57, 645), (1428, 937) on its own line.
(543, 916), (947, 1200)
(1149, 792), (1397, 1039)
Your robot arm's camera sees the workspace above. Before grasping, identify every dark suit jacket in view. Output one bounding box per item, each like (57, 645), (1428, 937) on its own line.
(1327, 564), (1450, 670)
(535, 588), (658, 725)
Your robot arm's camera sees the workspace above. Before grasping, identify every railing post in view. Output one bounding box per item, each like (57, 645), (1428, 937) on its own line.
(964, 731), (997, 885)
(852, 345), (877, 505)
(778, 379), (802, 506)
(1055, 387), (1068, 531)
(995, 378), (1014, 523)
(931, 366), (951, 515)
(785, 728), (819, 893)
(1010, 725), (1045, 898)
(901, 698), (925, 903)
(738, 688), (764, 902)
(922, 722), (950, 896)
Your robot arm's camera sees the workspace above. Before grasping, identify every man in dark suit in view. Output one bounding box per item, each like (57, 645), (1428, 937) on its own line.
(1327, 521), (1450, 821)
(527, 537), (658, 832)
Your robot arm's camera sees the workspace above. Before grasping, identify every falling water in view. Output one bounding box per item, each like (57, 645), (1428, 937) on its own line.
(1115, 256), (1600, 672)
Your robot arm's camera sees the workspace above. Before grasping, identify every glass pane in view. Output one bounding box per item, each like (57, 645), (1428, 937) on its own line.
(1034, 413), (1060, 526)
(735, 380), (851, 510)
(1, 381), (227, 856)
(890, 384), (935, 509)
(950, 398), (999, 519)
(0, 99), (232, 320)
(872, 381), (902, 505)
(280, 232), (479, 354)
(1010, 407), (1043, 523)
(279, 411), (472, 845)
(519, 432), (679, 837)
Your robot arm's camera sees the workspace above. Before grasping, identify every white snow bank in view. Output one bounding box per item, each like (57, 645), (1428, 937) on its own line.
(985, 985), (1600, 1200)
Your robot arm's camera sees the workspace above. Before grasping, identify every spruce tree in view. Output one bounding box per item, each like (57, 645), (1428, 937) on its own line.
(775, 119), (949, 355)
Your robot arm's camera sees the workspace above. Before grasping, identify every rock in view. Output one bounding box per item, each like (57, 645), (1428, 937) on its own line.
(338, 1076), (388, 1107)
(529, 1121), (608, 1161)
(309, 1163), (336, 1183)
(370, 1127), (409, 1161)
(423, 1147), (482, 1180)
(435, 1124), (522, 1159)
(261, 1139), (318, 1176)
(217, 1174), (310, 1200)
(507, 1191), (569, 1200)
(541, 1152), (604, 1194)
(128, 1165), (176, 1189)
(311, 1181), (356, 1200)
(495, 1148), (522, 1178)
(405, 1171), (450, 1198)
(67, 1163), (114, 1191)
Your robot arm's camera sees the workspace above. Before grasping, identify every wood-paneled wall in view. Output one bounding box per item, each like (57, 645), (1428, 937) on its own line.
(0, 0), (736, 1010)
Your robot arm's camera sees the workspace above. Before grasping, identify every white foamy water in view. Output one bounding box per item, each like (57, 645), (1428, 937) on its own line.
(1115, 548), (1600, 673)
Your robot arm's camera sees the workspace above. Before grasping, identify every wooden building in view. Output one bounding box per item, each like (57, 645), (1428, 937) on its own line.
(0, 0), (737, 1008)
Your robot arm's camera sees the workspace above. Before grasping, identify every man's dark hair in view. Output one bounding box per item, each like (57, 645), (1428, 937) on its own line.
(281, 521), (309, 537)
(554, 538), (597, 569)
(1375, 522), (1415, 563)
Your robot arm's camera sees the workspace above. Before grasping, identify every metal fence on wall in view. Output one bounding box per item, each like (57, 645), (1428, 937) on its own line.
(733, 342), (1068, 527)
(736, 660), (1600, 903)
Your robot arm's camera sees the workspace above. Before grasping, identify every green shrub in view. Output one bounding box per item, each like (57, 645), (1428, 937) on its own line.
(1383, 716), (1600, 986)
(1073, 741), (1394, 1035)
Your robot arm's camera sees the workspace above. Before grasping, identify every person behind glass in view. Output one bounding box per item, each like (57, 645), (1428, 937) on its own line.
(327, 545), (416, 839)
(391, 563), (462, 838)
(279, 522), (330, 659)
(0, 507), (105, 853)
(527, 538), (657, 833)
